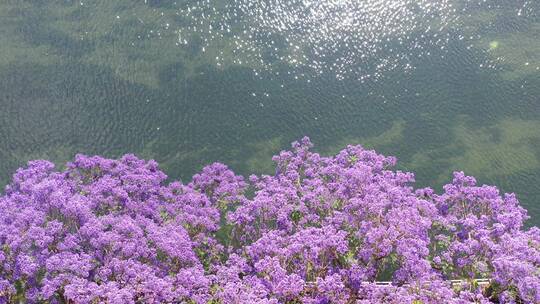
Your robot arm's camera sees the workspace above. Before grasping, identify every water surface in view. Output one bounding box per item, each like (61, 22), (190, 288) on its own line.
(0, 0), (539, 224)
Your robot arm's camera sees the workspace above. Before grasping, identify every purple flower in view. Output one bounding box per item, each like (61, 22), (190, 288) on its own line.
(0, 138), (538, 303)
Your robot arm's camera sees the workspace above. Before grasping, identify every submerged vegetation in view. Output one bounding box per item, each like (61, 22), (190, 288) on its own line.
(0, 138), (539, 303)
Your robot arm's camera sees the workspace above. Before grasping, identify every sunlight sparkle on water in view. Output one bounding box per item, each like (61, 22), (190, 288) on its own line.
(172, 0), (534, 83)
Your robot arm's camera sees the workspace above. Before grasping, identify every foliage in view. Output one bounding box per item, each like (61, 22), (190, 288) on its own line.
(0, 138), (538, 303)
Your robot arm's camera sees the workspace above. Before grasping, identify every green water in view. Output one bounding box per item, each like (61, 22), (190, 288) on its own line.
(0, 0), (539, 225)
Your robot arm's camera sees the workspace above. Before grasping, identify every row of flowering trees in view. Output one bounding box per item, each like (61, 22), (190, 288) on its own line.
(0, 137), (538, 303)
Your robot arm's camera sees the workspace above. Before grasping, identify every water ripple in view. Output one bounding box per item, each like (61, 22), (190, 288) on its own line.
(173, 0), (533, 82)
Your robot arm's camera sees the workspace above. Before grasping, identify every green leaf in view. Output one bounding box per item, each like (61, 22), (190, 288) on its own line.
(290, 210), (303, 223)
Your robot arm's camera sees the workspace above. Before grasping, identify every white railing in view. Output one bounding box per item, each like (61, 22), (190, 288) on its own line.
(360, 278), (491, 288)
(305, 278), (491, 289)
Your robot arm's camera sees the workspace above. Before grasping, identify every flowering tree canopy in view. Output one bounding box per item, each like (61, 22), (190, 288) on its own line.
(0, 137), (538, 303)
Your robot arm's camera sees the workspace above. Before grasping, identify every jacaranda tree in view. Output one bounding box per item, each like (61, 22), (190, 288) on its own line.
(1, 137), (538, 303)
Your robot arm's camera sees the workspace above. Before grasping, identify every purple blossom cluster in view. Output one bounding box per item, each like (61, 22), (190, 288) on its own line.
(0, 138), (538, 303)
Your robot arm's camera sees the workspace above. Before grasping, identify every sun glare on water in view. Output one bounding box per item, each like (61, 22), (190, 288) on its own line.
(174, 0), (533, 82)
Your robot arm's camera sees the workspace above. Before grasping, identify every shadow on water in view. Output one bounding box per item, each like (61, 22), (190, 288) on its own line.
(0, 61), (161, 181)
